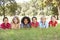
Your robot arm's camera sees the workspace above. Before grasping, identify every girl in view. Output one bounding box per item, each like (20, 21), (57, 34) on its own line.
(20, 16), (31, 28)
(11, 16), (20, 29)
(31, 17), (39, 28)
(1, 17), (11, 29)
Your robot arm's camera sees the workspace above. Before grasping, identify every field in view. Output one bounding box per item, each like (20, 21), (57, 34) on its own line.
(0, 24), (60, 40)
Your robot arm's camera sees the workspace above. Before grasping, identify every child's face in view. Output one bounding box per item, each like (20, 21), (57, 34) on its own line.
(14, 18), (18, 24)
(51, 17), (56, 22)
(4, 19), (8, 24)
(32, 18), (37, 23)
(41, 18), (46, 23)
(24, 19), (28, 24)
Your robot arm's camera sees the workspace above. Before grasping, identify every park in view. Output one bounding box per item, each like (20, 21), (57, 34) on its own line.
(0, 0), (60, 40)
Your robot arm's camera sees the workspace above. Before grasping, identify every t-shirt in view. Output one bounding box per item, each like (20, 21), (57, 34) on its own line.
(31, 22), (39, 28)
(49, 21), (57, 27)
(39, 21), (48, 28)
(1, 23), (11, 29)
(20, 23), (31, 28)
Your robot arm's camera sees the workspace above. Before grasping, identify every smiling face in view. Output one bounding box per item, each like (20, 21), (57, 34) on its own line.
(32, 18), (37, 23)
(3, 18), (8, 24)
(14, 18), (18, 24)
(24, 19), (28, 24)
(13, 17), (20, 24)
(51, 17), (56, 22)
(41, 17), (46, 23)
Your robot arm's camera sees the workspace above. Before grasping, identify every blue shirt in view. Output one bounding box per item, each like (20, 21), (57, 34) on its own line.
(20, 23), (31, 28)
(39, 21), (48, 28)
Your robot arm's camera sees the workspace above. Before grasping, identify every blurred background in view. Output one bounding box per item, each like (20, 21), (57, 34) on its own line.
(0, 0), (60, 23)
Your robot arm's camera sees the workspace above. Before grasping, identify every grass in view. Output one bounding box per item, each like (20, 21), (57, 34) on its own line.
(0, 24), (60, 40)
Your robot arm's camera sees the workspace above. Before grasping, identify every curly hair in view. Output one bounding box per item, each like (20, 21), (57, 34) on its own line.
(21, 16), (31, 24)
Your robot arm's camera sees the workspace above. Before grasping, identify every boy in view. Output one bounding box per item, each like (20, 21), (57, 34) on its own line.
(49, 16), (57, 27)
(1, 17), (11, 29)
(31, 17), (39, 28)
(39, 17), (48, 28)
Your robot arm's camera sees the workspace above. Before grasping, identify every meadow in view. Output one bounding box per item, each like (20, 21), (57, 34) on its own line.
(0, 24), (60, 40)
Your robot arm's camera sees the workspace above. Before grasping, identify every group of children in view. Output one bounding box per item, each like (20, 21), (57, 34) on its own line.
(0, 16), (57, 29)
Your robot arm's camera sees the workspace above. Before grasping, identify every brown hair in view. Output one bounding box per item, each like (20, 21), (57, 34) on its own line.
(12, 16), (20, 24)
(3, 17), (8, 21)
(51, 16), (56, 19)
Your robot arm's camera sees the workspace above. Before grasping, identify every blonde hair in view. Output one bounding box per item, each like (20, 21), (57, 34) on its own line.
(41, 16), (46, 20)
(12, 16), (20, 24)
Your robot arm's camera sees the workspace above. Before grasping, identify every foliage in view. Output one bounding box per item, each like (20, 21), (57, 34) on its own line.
(6, 2), (18, 16)
(0, 0), (18, 16)
(52, 6), (58, 15)
(0, 0), (60, 17)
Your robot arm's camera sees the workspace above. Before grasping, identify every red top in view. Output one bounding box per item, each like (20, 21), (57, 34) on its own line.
(49, 21), (57, 27)
(31, 22), (39, 28)
(1, 23), (11, 29)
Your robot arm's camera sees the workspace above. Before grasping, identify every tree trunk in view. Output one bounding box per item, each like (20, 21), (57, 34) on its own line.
(3, 8), (5, 17)
(3, 0), (5, 18)
(56, 14), (59, 20)
(57, 6), (60, 20)
(3, 7), (5, 17)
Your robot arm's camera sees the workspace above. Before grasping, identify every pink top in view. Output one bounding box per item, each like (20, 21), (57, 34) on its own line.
(1, 23), (11, 29)
(31, 22), (39, 28)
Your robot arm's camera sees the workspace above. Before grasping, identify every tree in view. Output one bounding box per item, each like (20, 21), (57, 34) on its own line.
(6, 2), (18, 16)
(44, 0), (60, 20)
(0, 0), (17, 17)
(52, 6), (58, 19)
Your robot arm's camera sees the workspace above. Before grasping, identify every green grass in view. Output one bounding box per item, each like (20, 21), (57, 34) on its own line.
(0, 25), (60, 40)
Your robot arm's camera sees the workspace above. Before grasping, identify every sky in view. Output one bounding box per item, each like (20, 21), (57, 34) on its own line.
(15, 0), (30, 3)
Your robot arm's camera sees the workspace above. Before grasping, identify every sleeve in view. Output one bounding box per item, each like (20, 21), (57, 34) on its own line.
(49, 21), (51, 27)
(37, 22), (39, 27)
(55, 21), (58, 26)
(46, 22), (49, 28)
(49, 21), (50, 25)
(31, 22), (34, 27)
(56, 21), (58, 24)
(39, 22), (42, 28)
(8, 23), (11, 29)
(20, 23), (23, 28)
(0, 24), (3, 28)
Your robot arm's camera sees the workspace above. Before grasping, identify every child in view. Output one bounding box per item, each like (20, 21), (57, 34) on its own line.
(20, 16), (31, 28)
(49, 16), (57, 27)
(39, 17), (48, 28)
(31, 17), (39, 28)
(11, 16), (20, 29)
(1, 17), (11, 29)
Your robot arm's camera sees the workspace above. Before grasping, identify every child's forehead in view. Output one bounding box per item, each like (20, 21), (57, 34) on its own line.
(41, 17), (46, 19)
(4, 19), (8, 20)
(52, 17), (55, 18)
(51, 17), (56, 19)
